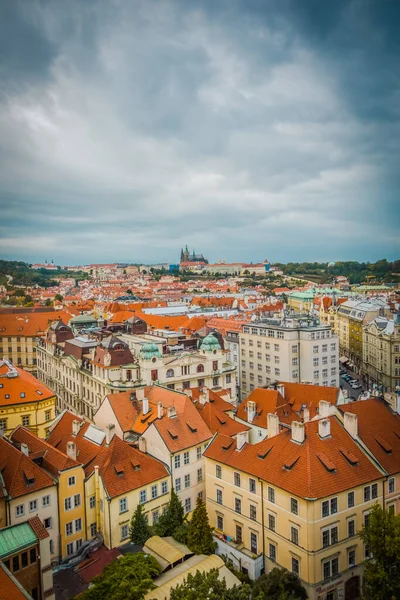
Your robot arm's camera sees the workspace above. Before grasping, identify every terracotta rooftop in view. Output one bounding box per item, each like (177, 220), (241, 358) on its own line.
(0, 562), (32, 600)
(0, 363), (55, 407)
(103, 392), (141, 433)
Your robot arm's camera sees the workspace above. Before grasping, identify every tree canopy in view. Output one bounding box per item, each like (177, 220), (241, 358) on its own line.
(78, 553), (161, 600)
(359, 504), (400, 600)
(251, 568), (307, 600)
(130, 503), (151, 546)
(187, 497), (217, 555)
(153, 488), (185, 537)
(168, 568), (251, 600)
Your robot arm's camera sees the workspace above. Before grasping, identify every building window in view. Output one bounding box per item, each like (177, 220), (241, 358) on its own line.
(66, 522), (73, 536)
(323, 557), (339, 580)
(389, 478), (395, 494)
(185, 498), (191, 513)
(197, 446), (202, 460)
(44, 517), (52, 529)
(22, 415), (30, 427)
(250, 504), (257, 521)
(364, 486), (370, 501)
(348, 549), (356, 568)
(139, 490), (147, 504)
(291, 526), (299, 545)
(68, 476), (76, 487)
(371, 483), (378, 499)
(162, 481), (168, 495)
(119, 498), (128, 513)
(12, 556), (20, 572)
(197, 468), (203, 483)
(217, 515), (223, 530)
(268, 487), (275, 503)
(348, 491), (355, 508)
(174, 455), (181, 469)
(213, 376), (219, 386)
(75, 518), (82, 532)
(90, 523), (97, 537)
(249, 478), (256, 493)
(250, 532), (257, 554)
(150, 485), (157, 499)
(213, 360), (218, 371)
(322, 497), (337, 517)
(268, 514), (276, 531)
(291, 498), (298, 515)
(216, 464), (222, 479)
(291, 557), (299, 576)
(216, 489), (223, 504)
(348, 519), (355, 538)
(89, 495), (96, 509)
(74, 494), (81, 507)
(175, 477), (182, 492)
(269, 542), (276, 561)
(42, 495), (50, 507)
(322, 525), (338, 547)
(16, 504), (25, 517)
(152, 510), (159, 524)
(66, 542), (74, 556)
(0, 419), (7, 432)
(29, 500), (37, 512)
(234, 498), (242, 514)
(184, 451), (189, 465)
(45, 410), (51, 422)
(234, 472), (241, 487)
(236, 525), (243, 544)
(21, 552), (28, 569)
(121, 524), (129, 540)
(184, 474), (190, 488)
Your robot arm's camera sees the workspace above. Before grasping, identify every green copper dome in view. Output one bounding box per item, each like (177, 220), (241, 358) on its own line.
(139, 342), (162, 360)
(200, 333), (221, 351)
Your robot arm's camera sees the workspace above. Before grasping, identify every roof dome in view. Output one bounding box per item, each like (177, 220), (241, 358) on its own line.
(200, 333), (221, 351)
(70, 314), (97, 323)
(139, 342), (162, 360)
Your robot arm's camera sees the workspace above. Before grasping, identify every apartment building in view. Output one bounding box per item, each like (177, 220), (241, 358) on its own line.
(10, 426), (86, 561)
(362, 312), (400, 392)
(0, 517), (55, 600)
(337, 299), (391, 374)
(47, 411), (171, 549)
(0, 360), (56, 438)
(239, 316), (339, 400)
(0, 310), (72, 373)
(204, 413), (386, 600)
(36, 321), (236, 420)
(0, 437), (60, 561)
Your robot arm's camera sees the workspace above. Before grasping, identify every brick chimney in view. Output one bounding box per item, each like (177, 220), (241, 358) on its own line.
(291, 421), (305, 444)
(247, 400), (256, 423)
(267, 413), (279, 438)
(303, 407), (310, 423)
(199, 387), (209, 405)
(318, 418), (331, 438)
(167, 406), (177, 419)
(72, 420), (80, 436)
(157, 402), (163, 419)
(67, 441), (77, 461)
(139, 437), (146, 453)
(143, 396), (149, 415)
(319, 400), (331, 419)
(344, 412), (358, 438)
(277, 383), (285, 398)
(236, 430), (249, 451)
(21, 443), (29, 456)
(105, 423), (115, 445)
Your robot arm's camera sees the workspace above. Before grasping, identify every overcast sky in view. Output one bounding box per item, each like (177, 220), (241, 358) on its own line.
(0, 0), (399, 266)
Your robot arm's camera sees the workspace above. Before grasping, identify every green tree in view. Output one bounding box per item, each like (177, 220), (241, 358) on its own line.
(54, 293), (63, 302)
(130, 503), (151, 545)
(187, 497), (216, 555)
(126, 289), (133, 295)
(359, 504), (400, 600)
(169, 568), (251, 600)
(154, 489), (184, 537)
(78, 553), (161, 600)
(252, 568), (307, 600)
(45, 298), (53, 306)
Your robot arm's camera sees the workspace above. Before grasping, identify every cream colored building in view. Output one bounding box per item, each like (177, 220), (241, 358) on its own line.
(363, 313), (400, 392)
(204, 411), (386, 600)
(240, 316), (339, 400)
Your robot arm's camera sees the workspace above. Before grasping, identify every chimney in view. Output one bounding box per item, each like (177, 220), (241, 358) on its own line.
(136, 388), (145, 401)
(396, 393), (400, 416)
(157, 402), (163, 419)
(247, 400), (256, 423)
(267, 413), (279, 438)
(143, 396), (149, 415)
(319, 400), (331, 419)
(185, 389), (192, 398)
(167, 406), (177, 419)
(303, 407), (310, 423)
(200, 387), (209, 405)
(277, 383), (285, 398)
(106, 423), (115, 445)
(21, 443), (29, 456)
(236, 430), (249, 451)
(291, 421), (305, 444)
(138, 437), (146, 453)
(72, 420), (80, 436)
(319, 418), (331, 438)
(344, 412), (358, 438)
(67, 441), (77, 461)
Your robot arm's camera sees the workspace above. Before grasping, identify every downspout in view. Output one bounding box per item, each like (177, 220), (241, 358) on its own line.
(94, 466), (100, 533)
(108, 496), (112, 549)
(259, 479), (266, 574)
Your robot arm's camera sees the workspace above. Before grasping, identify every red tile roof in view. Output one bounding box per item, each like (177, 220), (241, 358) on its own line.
(0, 310), (74, 337)
(0, 563), (32, 600)
(204, 417), (382, 499)
(10, 426), (80, 477)
(104, 392), (141, 433)
(0, 364), (55, 407)
(0, 438), (55, 499)
(340, 398), (400, 475)
(28, 516), (50, 540)
(194, 402), (249, 437)
(47, 411), (101, 471)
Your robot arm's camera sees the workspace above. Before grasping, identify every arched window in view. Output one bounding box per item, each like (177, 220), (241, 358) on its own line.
(197, 364), (205, 373)
(166, 369), (174, 378)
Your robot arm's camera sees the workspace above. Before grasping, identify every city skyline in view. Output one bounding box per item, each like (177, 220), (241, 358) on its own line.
(1, 0), (399, 264)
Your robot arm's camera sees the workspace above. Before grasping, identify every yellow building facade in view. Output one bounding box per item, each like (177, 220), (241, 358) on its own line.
(0, 360), (56, 438)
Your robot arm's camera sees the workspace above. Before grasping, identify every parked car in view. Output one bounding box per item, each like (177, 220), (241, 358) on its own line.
(342, 375), (352, 381)
(351, 383), (362, 390)
(349, 379), (358, 385)
(340, 369), (346, 375)
(341, 373), (348, 379)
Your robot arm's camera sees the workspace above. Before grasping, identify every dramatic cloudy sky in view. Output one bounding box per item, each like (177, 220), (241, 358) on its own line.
(0, 0), (399, 265)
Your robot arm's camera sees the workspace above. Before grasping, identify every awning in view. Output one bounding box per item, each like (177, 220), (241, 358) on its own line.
(339, 356), (349, 364)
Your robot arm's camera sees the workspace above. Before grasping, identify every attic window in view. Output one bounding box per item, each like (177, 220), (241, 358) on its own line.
(222, 440), (234, 451)
(36, 390), (43, 395)
(187, 423), (197, 433)
(168, 430), (178, 440)
(258, 447), (272, 460)
(216, 416), (226, 425)
(375, 436), (392, 454)
(284, 455), (300, 470)
(131, 461), (140, 471)
(23, 469), (35, 485)
(20, 392), (25, 398)
(5, 394), (10, 399)
(0, 384), (3, 388)
(339, 447), (359, 465)
(140, 412), (153, 424)
(114, 463), (124, 475)
(317, 453), (336, 472)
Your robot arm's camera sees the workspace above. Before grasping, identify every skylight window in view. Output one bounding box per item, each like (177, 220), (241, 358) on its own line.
(375, 436), (392, 453)
(339, 447), (359, 465)
(258, 447), (272, 460)
(284, 455), (300, 470)
(317, 453), (336, 472)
